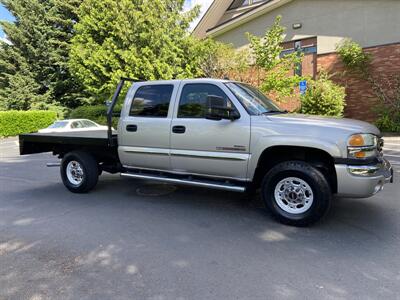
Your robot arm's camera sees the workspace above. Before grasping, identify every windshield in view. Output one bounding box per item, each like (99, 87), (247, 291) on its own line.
(48, 121), (68, 129)
(225, 82), (283, 115)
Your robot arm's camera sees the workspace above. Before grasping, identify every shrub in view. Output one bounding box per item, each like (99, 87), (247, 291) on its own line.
(68, 105), (121, 127)
(0, 110), (57, 137)
(336, 39), (371, 74)
(301, 73), (346, 117)
(375, 111), (400, 133)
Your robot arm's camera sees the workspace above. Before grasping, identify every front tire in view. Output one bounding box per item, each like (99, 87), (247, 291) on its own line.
(61, 151), (99, 193)
(261, 161), (332, 226)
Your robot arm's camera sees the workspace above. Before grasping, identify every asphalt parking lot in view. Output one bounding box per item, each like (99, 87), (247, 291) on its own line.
(1, 137), (399, 300)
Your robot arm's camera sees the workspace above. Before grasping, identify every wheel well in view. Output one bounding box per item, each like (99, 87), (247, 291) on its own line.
(252, 146), (337, 193)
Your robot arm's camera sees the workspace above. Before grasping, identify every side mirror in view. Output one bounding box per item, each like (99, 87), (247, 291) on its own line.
(205, 95), (240, 121)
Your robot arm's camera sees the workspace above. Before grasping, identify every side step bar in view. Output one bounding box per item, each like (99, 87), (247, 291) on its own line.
(46, 162), (61, 167)
(121, 172), (246, 193)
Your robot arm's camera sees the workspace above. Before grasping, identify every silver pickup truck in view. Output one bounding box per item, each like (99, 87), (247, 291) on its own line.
(19, 78), (393, 226)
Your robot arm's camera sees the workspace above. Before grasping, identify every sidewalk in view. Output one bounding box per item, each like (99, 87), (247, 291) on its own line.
(384, 136), (400, 143)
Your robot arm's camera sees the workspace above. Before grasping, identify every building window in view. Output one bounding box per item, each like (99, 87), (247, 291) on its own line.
(228, 0), (268, 10)
(294, 41), (302, 76)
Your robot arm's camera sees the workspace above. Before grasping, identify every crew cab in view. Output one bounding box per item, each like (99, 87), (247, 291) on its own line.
(19, 78), (394, 226)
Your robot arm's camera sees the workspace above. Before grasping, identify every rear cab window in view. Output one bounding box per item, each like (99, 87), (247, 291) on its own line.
(129, 85), (174, 118)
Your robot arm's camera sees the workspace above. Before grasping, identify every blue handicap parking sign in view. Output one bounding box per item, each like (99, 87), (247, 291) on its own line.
(300, 80), (307, 95)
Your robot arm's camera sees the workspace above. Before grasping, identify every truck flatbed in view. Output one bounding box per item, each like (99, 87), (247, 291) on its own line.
(19, 130), (118, 155)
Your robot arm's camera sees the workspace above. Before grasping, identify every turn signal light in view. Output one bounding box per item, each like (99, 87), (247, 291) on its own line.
(354, 151), (366, 158)
(348, 134), (365, 147)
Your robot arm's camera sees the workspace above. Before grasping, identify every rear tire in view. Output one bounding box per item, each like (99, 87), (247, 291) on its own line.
(61, 151), (99, 193)
(261, 161), (331, 226)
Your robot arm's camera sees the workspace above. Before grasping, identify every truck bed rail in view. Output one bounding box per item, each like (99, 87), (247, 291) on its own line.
(106, 77), (142, 146)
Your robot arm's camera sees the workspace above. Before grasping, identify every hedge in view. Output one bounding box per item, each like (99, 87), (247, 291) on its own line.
(0, 110), (57, 137)
(68, 105), (121, 127)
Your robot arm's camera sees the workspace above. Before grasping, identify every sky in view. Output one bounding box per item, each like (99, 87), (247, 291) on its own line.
(0, 4), (14, 41)
(184, 0), (214, 30)
(0, 1), (213, 39)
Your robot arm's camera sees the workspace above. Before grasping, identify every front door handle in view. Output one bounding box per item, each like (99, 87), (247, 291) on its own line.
(172, 125), (186, 134)
(126, 124), (138, 132)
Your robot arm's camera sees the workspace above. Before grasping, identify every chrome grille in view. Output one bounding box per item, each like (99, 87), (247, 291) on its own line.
(378, 138), (384, 154)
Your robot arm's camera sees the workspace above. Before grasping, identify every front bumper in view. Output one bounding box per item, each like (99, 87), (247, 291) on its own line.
(335, 157), (393, 198)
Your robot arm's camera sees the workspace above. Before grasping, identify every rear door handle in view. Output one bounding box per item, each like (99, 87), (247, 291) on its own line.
(172, 125), (186, 134)
(126, 124), (138, 132)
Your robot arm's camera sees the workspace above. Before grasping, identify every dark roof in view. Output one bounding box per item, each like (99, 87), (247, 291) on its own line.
(206, 0), (275, 33)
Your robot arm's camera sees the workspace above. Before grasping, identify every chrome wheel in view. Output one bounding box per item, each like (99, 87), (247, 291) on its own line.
(66, 160), (84, 186)
(274, 177), (313, 214)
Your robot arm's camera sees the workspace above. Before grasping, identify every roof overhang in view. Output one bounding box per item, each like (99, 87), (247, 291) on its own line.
(192, 0), (233, 39)
(206, 0), (294, 38)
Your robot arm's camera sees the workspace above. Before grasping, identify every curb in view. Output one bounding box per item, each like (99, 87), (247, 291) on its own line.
(384, 136), (400, 143)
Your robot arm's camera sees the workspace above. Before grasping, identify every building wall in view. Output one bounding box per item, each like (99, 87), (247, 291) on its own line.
(318, 43), (400, 122)
(213, 0), (400, 54)
(228, 43), (400, 122)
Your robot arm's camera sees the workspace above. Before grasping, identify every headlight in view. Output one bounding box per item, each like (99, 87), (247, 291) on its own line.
(347, 134), (378, 159)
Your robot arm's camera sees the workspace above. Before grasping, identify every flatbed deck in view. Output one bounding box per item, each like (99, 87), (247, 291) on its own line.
(19, 130), (118, 155)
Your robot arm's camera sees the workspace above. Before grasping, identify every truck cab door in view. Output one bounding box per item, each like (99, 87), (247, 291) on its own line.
(170, 82), (251, 180)
(118, 82), (178, 171)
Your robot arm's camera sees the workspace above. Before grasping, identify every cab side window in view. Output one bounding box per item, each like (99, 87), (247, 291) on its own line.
(178, 84), (233, 118)
(82, 120), (97, 127)
(129, 85), (174, 118)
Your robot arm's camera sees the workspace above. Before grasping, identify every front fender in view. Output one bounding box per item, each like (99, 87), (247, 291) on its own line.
(248, 135), (343, 179)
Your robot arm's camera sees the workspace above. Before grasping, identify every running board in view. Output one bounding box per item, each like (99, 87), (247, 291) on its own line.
(120, 172), (246, 193)
(46, 162), (61, 167)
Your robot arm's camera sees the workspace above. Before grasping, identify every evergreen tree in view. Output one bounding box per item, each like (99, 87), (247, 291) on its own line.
(69, 0), (201, 102)
(0, 0), (85, 111)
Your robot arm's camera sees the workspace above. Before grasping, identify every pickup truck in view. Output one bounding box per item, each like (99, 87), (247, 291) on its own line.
(19, 78), (393, 226)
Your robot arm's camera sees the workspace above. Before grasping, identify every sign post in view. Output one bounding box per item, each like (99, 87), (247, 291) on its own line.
(300, 80), (307, 95)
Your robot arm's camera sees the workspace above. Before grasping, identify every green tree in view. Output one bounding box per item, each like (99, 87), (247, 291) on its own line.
(195, 38), (250, 79)
(247, 16), (285, 72)
(69, 0), (201, 102)
(248, 15), (303, 101)
(0, 0), (85, 111)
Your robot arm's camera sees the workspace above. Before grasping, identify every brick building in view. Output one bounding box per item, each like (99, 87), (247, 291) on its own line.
(193, 0), (400, 122)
